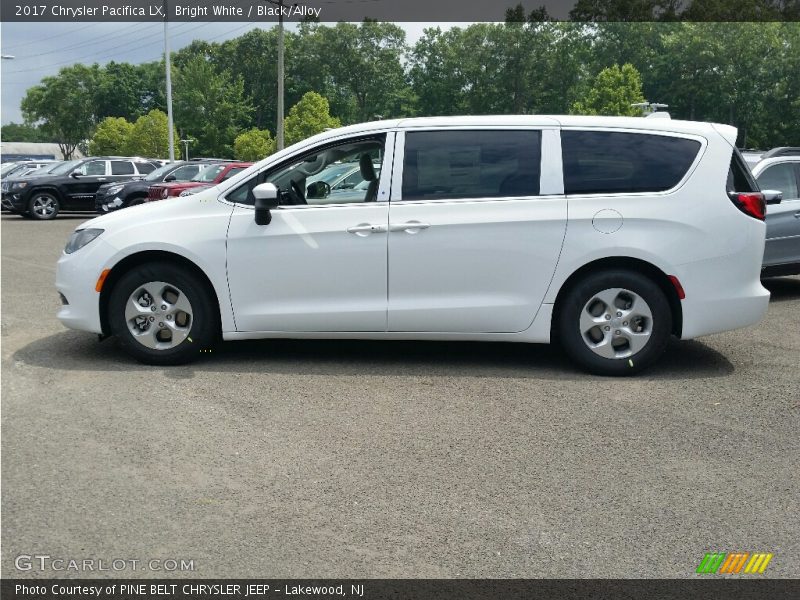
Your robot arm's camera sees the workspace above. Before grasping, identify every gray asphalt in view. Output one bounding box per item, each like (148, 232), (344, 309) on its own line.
(1, 214), (798, 579)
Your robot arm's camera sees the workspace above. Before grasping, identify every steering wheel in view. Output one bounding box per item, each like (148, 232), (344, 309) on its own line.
(290, 179), (307, 205)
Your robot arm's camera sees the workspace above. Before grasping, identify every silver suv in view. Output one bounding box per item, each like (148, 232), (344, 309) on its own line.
(751, 148), (800, 276)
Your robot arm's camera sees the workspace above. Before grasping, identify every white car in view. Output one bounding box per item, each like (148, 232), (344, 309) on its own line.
(56, 116), (770, 375)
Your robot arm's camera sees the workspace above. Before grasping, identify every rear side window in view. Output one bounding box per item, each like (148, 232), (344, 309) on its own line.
(136, 162), (156, 174)
(562, 131), (701, 195)
(221, 167), (246, 182)
(756, 163), (798, 199)
(402, 130), (541, 200)
(111, 161), (135, 175)
(727, 149), (759, 193)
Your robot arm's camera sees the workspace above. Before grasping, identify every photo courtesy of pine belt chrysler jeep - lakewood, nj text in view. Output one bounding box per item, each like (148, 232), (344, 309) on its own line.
(55, 116), (775, 376)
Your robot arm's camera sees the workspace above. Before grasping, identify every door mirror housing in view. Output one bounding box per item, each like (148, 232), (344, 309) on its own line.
(164, 174), (177, 182)
(253, 183), (280, 225)
(762, 189), (783, 205)
(70, 170), (81, 178)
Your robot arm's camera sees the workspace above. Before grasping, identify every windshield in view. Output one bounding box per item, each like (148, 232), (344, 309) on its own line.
(145, 163), (178, 182)
(49, 159), (83, 175)
(1, 163), (21, 176)
(192, 164), (225, 182)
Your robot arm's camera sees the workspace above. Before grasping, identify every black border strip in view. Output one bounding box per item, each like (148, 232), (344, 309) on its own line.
(3, 579), (800, 600)
(1, 0), (799, 23)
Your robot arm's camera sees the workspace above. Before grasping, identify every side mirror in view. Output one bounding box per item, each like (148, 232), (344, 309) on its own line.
(70, 170), (81, 178)
(164, 174), (176, 182)
(253, 183), (280, 225)
(762, 190), (783, 205)
(306, 180), (331, 199)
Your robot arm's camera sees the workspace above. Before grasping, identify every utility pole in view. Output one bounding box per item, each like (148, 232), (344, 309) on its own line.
(164, 3), (176, 162)
(180, 138), (194, 161)
(264, 0), (290, 150)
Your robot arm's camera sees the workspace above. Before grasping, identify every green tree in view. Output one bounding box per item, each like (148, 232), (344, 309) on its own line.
(173, 56), (253, 157)
(284, 92), (341, 146)
(126, 110), (176, 158)
(88, 117), (134, 156)
(233, 128), (276, 161)
(571, 63), (646, 116)
(0, 122), (52, 142)
(21, 64), (99, 158)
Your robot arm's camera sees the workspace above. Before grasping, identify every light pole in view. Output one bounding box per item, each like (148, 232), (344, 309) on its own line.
(164, 5), (176, 162)
(180, 138), (194, 161)
(264, 0), (291, 150)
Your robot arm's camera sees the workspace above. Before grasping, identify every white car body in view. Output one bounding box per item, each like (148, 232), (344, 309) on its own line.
(56, 116), (770, 371)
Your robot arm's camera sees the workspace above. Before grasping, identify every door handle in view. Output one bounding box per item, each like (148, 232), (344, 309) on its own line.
(346, 223), (387, 236)
(794, 211), (800, 219)
(389, 221), (431, 234)
(97, 178), (107, 182)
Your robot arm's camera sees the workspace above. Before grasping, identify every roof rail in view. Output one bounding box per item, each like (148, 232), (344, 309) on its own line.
(761, 147), (800, 159)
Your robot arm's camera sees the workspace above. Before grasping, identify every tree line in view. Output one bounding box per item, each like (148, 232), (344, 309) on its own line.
(6, 17), (799, 160)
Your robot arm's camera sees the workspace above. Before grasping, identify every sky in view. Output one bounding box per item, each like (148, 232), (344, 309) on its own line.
(0, 21), (450, 125)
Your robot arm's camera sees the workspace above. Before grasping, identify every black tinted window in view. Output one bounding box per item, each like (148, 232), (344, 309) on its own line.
(402, 130), (541, 200)
(111, 161), (135, 175)
(562, 131), (701, 195)
(136, 162), (156, 174)
(727, 148), (758, 193)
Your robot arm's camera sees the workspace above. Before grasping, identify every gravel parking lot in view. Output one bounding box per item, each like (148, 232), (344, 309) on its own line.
(2, 213), (798, 578)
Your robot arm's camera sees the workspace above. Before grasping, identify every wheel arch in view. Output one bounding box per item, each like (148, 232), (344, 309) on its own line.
(551, 256), (683, 338)
(99, 250), (223, 337)
(27, 185), (63, 202)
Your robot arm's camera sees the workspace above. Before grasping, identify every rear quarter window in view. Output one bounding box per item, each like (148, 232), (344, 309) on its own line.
(562, 131), (701, 195)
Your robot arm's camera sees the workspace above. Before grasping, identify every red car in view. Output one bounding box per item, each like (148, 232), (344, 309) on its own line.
(146, 161), (252, 201)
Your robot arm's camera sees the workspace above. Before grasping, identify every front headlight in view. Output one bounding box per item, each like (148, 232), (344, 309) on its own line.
(105, 185), (124, 195)
(65, 228), (104, 254)
(179, 188), (200, 196)
(11, 181), (28, 189)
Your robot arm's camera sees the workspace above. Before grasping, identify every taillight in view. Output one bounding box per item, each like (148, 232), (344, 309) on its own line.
(728, 192), (765, 220)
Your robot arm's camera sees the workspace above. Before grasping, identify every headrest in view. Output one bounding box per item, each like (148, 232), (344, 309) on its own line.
(359, 154), (377, 181)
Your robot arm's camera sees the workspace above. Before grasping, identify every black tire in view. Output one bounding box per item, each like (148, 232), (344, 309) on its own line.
(108, 262), (219, 365)
(27, 191), (60, 220)
(557, 270), (672, 376)
(19, 212), (33, 219)
(127, 195), (146, 207)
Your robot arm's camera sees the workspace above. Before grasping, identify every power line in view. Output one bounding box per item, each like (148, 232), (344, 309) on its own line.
(2, 21), (211, 75)
(9, 22), (155, 60)
(3, 23), (97, 51)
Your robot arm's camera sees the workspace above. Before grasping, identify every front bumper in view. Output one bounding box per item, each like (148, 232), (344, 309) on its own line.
(1, 191), (27, 211)
(95, 191), (125, 213)
(55, 240), (117, 335)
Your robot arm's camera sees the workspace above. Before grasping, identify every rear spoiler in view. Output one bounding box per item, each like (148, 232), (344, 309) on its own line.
(711, 123), (738, 147)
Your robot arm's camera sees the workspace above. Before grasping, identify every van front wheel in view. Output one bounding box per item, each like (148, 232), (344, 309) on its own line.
(108, 263), (218, 365)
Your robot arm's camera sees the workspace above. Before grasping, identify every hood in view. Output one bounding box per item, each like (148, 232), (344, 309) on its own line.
(78, 189), (220, 232)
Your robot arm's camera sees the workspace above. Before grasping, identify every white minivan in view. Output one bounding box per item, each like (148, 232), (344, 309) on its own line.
(56, 116), (771, 375)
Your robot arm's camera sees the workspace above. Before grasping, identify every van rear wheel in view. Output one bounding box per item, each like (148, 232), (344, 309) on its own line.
(557, 270), (671, 376)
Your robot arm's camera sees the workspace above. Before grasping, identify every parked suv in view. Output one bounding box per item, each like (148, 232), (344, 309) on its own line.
(56, 116), (770, 375)
(145, 162), (252, 201)
(750, 148), (800, 276)
(96, 160), (220, 213)
(2, 157), (159, 219)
